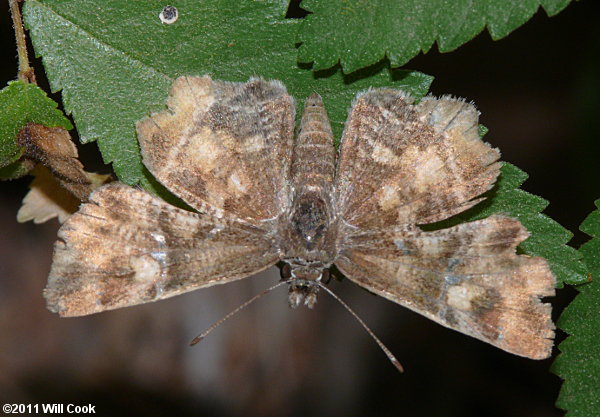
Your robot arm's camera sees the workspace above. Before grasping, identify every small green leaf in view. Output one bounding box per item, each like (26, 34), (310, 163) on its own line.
(553, 199), (600, 417)
(23, 0), (433, 197)
(297, 0), (575, 73)
(422, 163), (587, 287)
(0, 80), (72, 169)
(0, 159), (34, 180)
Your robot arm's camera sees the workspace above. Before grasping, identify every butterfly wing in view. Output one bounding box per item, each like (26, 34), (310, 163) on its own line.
(336, 215), (555, 359)
(136, 76), (295, 223)
(334, 90), (500, 229)
(334, 90), (554, 358)
(45, 183), (279, 317)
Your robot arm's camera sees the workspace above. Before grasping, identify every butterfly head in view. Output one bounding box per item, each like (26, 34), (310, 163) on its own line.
(280, 262), (330, 309)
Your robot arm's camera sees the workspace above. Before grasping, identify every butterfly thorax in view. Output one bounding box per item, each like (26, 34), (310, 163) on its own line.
(281, 189), (338, 264)
(279, 92), (338, 308)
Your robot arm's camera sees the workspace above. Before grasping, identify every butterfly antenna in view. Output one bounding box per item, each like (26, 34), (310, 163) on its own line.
(190, 279), (291, 346)
(316, 281), (404, 373)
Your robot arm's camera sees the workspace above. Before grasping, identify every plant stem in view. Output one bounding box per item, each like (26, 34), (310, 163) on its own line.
(9, 0), (36, 84)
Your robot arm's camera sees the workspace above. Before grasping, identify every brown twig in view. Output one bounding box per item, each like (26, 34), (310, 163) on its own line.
(9, 0), (37, 84)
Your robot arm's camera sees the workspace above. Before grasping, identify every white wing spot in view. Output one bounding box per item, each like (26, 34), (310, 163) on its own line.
(378, 185), (399, 211)
(151, 233), (166, 245)
(131, 255), (161, 283)
(393, 239), (411, 255)
(371, 143), (399, 165)
(446, 283), (485, 311)
(229, 172), (247, 193)
(209, 224), (225, 236)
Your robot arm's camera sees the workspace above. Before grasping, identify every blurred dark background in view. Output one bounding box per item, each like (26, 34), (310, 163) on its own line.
(0, 1), (598, 416)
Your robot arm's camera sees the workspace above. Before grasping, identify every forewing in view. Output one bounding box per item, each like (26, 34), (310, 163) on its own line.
(335, 215), (555, 359)
(335, 90), (500, 229)
(136, 76), (295, 223)
(45, 183), (279, 317)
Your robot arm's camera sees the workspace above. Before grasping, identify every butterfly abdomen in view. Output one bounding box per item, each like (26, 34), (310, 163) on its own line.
(291, 93), (336, 193)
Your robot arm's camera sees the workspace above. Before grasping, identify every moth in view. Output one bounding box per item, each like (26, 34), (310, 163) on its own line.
(45, 76), (555, 362)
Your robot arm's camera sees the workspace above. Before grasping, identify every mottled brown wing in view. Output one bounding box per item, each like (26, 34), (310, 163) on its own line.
(335, 215), (555, 359)
(335, 90), (501, 229)
(136, 76), (295, 223)
(45, 183), (279, 317)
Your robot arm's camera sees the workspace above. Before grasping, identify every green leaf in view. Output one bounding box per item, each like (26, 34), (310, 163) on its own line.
(297, 0), (574, 73)
(422, 163), (587, 287)
(22, 1), (582, 290)
(0, 159), (34, 180)
(554, 199), (600, 417)
(23, 0), (433, 196)
(0, 80), (73, 169)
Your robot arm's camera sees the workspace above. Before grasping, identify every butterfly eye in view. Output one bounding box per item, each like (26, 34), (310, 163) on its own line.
(320, 269), (331, 284)
(280, 263), (292, 280)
